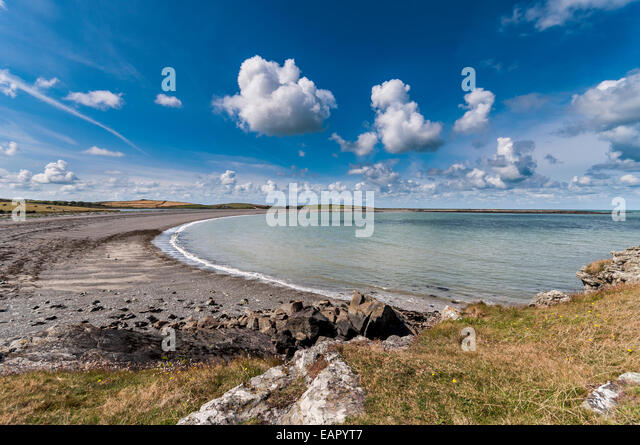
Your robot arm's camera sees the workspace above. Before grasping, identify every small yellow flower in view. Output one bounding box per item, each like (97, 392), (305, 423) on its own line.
(588, 338), (593, 342)
(97, 379), (102, 383)
(452, 379), (457, 383)
(628, 349), (634, 353)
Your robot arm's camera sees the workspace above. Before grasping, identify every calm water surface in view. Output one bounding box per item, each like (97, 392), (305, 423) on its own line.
(165, 212), (640, 306)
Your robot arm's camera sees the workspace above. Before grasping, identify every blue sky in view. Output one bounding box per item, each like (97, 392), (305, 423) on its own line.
(1, 0), (640, 208)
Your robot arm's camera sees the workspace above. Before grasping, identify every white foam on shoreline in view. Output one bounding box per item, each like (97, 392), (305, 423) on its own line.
(153, 215), (342, 299)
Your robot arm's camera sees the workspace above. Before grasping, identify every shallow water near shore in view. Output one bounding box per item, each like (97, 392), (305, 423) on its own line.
(156, 212), (640, 307)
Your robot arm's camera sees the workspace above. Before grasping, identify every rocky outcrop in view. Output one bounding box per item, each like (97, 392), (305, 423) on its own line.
(529, 290), (572, 308)
(179, 338), (367, 425)
(0, 292), (434, 374)
(171, 291), (436, 357)
(582, 372), (640, 415)
(0, 323), (277, 375)
(577, 246), (640, 291)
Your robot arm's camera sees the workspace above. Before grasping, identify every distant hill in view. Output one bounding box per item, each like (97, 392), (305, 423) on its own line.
(100, 200), (269, 210)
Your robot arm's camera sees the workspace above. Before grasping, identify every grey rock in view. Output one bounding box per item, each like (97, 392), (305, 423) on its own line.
(179, 339), (365, 425)
(581, 381), (622, 415)
(577, 246), (640, 290)
(618, 372), (640, 385)
(529, 290), (572, 308)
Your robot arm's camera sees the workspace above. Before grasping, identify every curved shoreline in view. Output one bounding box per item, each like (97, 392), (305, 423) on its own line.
(153, 215), (339, 299)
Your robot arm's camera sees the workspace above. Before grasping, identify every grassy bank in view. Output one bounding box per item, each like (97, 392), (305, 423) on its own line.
(0, 201), (110, 215)
(1, 285), (638, 425)
(0, 358), (277, 425)
(341, 284), (639, 424)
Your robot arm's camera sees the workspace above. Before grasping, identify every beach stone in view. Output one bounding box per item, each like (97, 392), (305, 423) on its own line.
(335, 311), (358, 339)
(347, 291), (411, 339)
(284, 301), (304, 314)
(284, 307), (335, 346)
(577, 246), (640, 290)
(529, 290), (572, 308)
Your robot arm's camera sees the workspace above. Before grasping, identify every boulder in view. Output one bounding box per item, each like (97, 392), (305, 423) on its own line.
(529, 290), (572, 308)
(179, 339), (365, 425)
(347, 291), (412, 339)
(283, 307), (336, 346)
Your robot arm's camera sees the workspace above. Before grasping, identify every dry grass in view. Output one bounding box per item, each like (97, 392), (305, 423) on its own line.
(0, 358), (277, 425)
(342, 284), (640, 424)
(585, 259), (612, 275)
(0, 202), (106, 214)
(266, 376), (308, 410)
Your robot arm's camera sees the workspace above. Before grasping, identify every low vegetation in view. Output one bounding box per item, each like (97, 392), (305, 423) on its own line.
(0, 200), (110, 215)
(0, 358), (277, 425)
(585, 259), (612, 275)
(1, 285), (638, 424)
(342, 284), (640, 424)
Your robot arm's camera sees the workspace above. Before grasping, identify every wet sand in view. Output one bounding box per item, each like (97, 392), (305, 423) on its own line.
(0, 210), (446, 341)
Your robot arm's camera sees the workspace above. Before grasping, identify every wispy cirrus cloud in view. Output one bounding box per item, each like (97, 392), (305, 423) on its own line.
(0, 69), (143, 154)
(503, 0), (639, 31)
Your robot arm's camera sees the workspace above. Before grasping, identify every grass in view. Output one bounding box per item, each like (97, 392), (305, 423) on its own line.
(341, 284), (640, 424)
(1, 284), (638, 425)
(0, 201), (109, 215)
(585, 259), (612, 275)
(0, 358), (277, 425)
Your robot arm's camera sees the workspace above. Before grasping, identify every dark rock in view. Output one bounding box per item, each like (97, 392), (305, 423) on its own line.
(347, 291), (412, 339)
(283, 307), (336, 346)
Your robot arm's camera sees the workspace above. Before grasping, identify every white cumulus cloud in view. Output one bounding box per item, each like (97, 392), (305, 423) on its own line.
(219, 169), (237, 186)
(371, 79), (443, 154)
(32, 160), (77, 184)
(454, 88), (495, 134)
(0, 141), (18, 156)
(35, 77), (59, 89)
(620, 174), (640, 186)
(155, 93), (183, 108)
(65, 90), (124, 110)
(213, 56), (336, 136)
(330, 132), (378, 156)
(260, 179), (278, 193)
(83, 146), (125, 157)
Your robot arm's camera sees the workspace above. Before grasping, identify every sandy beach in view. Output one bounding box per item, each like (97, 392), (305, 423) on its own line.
(0, 210), (346, 340)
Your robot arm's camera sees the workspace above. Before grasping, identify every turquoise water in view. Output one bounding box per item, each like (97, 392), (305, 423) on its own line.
(168, 212), (640, 306)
